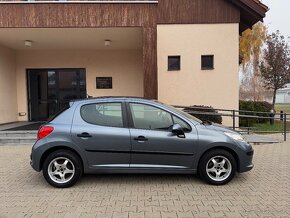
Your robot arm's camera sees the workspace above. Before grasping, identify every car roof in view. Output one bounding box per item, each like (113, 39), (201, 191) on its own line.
(70, 96), (157, 105)
(66, 96), (201, 125)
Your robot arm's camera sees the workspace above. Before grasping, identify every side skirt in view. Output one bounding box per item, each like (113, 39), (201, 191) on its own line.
(84, 167), (197, 175)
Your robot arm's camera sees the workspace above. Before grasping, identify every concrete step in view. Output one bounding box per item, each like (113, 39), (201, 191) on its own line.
(0, 136), (37, 144)
(0, 131), (37, 137)
(0, 131), (37, 145)
(243, 134), (283, 144)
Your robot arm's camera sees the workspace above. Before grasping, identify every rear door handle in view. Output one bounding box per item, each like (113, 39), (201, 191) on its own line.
(134, 136), (148, 142)
(77, 132), (92, 138)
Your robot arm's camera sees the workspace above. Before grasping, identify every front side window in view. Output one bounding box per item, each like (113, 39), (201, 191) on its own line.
(173, 116), (191, 131)
(130, 103), (173, 130)
(130, 103), (191, 131)
(81, 103), (123, 128)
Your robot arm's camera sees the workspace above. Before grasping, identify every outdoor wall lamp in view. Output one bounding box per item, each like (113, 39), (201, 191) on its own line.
(104, 40), (111, 47)
(24, 40), (32, 47)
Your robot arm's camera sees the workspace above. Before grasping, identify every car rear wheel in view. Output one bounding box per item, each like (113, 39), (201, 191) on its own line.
(198, 149), (237, 185)
(42, 150), (83, 188)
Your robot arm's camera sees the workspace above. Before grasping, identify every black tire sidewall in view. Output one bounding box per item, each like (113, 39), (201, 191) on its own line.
(42, 150), (83, 188)
(199, 149), (237, 185)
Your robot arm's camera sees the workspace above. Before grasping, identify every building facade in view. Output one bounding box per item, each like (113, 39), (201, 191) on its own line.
(276, 84), (290, 104)
(0, 0), (267, 124)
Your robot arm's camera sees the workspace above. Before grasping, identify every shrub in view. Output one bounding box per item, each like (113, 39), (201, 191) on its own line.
(183, 105), (222, 124)
(239, 101), (272, 127)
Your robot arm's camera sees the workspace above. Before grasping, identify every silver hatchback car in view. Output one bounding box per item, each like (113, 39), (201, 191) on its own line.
(30, 97), (254, 188)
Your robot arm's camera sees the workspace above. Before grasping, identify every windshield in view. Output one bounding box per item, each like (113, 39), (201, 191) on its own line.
(158, 102), (202, 124)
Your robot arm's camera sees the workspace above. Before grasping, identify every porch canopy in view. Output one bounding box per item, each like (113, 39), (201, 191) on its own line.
(0, 27), (144, 122)
(0, 27), (142, 50)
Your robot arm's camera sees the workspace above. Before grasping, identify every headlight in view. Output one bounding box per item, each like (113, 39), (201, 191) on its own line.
(224, 132), (245, 142)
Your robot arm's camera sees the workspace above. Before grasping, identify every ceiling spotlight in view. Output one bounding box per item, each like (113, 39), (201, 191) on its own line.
(24, 40), (32, 47)
(104, 40), (111, 47)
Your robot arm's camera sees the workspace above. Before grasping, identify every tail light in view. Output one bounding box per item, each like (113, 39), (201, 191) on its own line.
(37, 126), (54, 140)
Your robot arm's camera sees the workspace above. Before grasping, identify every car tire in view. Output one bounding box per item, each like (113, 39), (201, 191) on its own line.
(42, 150), (83, 188)
(198, 149), (237, 185)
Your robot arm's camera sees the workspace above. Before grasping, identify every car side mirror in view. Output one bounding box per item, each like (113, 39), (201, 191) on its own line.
(171, 124), (185, 138)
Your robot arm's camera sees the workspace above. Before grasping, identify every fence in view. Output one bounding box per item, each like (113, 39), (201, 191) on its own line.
(174, 105), (289, 142)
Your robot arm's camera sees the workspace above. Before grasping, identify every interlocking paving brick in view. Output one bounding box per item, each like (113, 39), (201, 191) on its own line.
(161, 211), (178, 218)
(128, 212), (145, 218)
(144, 211), (161, 218)
(0, 142), (289, 217)
(176, 211), (195, 218)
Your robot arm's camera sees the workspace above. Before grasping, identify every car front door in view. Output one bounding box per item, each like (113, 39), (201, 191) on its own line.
(71, 101), (131, 169)
(128, 102), (199, 170)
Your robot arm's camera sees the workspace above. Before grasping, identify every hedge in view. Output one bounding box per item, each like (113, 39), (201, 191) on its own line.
(239, 101), (273, 127)
(183, 105), (222, 124)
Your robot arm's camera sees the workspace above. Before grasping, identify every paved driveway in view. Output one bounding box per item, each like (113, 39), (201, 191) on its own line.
(0, 142), (289, 218)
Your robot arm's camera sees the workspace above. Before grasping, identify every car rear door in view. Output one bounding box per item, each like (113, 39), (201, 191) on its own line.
(127, 102), (199, 170)
(71, 101), (131, 169)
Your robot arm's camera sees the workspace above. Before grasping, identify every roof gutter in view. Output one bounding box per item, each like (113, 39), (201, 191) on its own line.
(0, 0), (158, 4)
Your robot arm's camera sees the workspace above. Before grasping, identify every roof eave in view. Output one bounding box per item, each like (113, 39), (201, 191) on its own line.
(229, 0), (268, 33)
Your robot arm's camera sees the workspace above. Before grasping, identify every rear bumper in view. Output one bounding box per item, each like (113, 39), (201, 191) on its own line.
(30, 152), (40, 172)
(30, 141), (42, 172)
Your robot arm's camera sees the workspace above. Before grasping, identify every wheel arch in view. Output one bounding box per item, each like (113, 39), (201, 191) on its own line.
(39, 146), (84, 171)
(197, 145), (240, 172)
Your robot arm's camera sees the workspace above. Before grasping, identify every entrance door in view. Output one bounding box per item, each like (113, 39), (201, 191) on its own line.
(27, 69), (86, 121)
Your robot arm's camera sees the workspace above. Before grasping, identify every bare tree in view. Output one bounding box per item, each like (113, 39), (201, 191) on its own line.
(239, 69), (271, 102)
(259, 31), (290, 108)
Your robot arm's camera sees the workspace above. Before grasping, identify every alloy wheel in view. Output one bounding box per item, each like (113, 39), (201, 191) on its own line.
(206, 156), (232, 182)
(48, 157), (75, 184)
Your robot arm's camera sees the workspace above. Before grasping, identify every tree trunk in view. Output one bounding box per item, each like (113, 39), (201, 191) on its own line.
(253, 59), (259, 102)
(272, 89), (277, 110)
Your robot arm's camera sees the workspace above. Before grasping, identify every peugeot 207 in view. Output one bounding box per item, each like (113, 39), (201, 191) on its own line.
(30, 97), (254, 188)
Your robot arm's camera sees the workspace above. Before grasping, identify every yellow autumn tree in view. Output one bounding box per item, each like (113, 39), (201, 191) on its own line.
(239, 22), (268, 102)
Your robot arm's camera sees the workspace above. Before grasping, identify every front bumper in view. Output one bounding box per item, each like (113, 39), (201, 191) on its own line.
(238, 148), (254, 173)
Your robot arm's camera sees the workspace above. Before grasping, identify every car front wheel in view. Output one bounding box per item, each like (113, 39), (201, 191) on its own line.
(42, 150), (83, 188)
(199, 149), (237, 185)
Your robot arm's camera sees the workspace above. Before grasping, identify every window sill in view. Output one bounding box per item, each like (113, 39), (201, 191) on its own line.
(168, 69), (181, 72)
(201, 68), (214, 70)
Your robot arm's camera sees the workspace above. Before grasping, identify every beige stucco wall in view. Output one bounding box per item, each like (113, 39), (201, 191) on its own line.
(0, 44), (17, 124)
(16, 50), (143, 121)
(157, 24), (239, 125)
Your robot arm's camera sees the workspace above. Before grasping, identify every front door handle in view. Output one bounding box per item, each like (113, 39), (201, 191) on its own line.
(134, 136), (148, 142)
(77, 132), (92, 138)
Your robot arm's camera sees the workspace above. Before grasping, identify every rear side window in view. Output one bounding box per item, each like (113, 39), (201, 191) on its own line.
(81, 103), (123, 128)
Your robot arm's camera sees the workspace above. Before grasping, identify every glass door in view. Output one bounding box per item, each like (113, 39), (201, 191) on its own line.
(27, 69), (86, 121)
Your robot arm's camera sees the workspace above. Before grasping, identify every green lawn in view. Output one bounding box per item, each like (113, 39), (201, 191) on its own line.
(275, 104), (290, 113)
(253, 121), (290, 132)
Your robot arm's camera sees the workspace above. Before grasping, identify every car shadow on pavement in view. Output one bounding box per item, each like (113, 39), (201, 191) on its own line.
(30, 170), (250, 189)
(77, 174), (203, 187)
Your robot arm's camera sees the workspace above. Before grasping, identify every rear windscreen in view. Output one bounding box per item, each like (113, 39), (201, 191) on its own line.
(47, 106), (70, 122)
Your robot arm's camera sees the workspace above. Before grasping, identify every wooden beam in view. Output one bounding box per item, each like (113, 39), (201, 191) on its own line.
(143, 27), (157, 99)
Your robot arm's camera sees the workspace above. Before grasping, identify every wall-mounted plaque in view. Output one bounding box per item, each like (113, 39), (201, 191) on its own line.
(96, 77), (112, 89)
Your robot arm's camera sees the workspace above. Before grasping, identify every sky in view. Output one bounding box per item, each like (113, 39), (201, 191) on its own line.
(261, 0), (290, 42)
